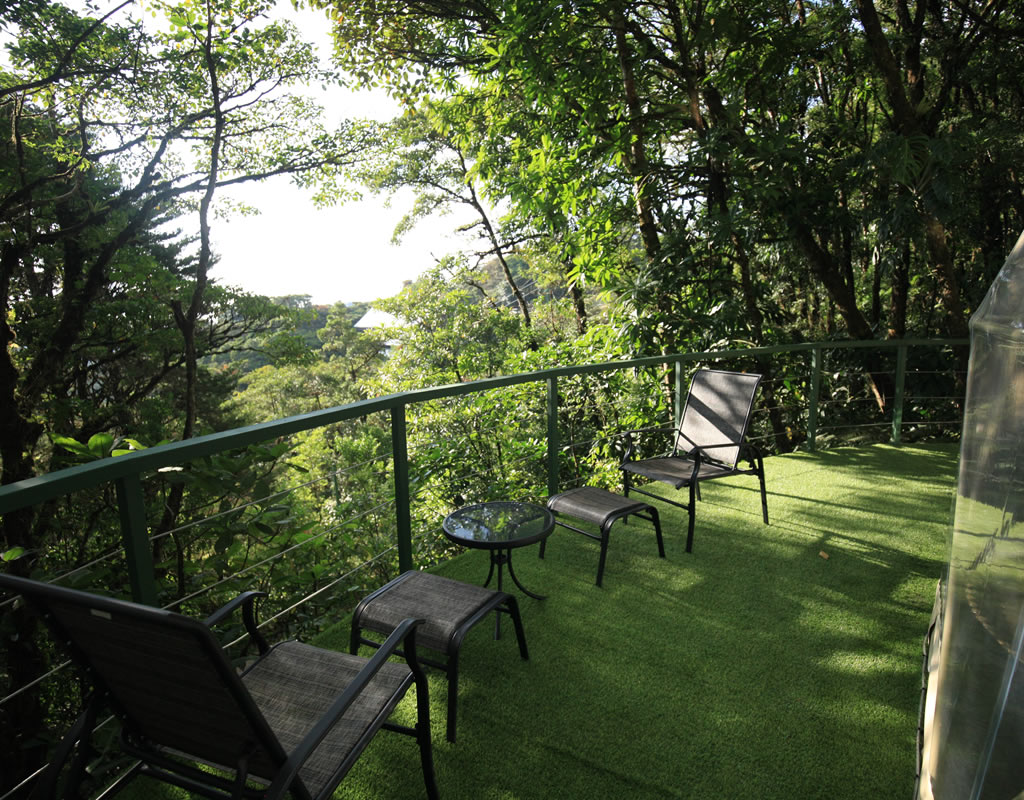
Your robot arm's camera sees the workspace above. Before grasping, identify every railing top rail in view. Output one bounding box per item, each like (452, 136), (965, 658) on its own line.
(0, 338), (965, 515)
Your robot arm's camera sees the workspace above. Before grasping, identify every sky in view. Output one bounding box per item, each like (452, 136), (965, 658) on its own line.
(207, 4), (471, 307)
(212, 170), (469, 306)
(2, 1), (472, 306)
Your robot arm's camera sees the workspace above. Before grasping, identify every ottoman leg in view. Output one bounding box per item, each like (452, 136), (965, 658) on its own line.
(650, 506), (665, 558)
(596, 521), (612, 587)
(446, 651), (460, 743)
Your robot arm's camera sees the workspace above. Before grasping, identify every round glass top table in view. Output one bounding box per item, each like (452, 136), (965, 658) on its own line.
(442, 501), (555, 602)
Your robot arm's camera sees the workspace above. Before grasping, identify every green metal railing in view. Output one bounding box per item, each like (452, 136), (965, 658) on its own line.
(0, 339), (966, 608)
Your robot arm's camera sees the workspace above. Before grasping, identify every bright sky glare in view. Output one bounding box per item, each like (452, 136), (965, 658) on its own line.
(212, 175), (469, 306)
(2, 1), (469, 306)
(207, 4), (471, 306)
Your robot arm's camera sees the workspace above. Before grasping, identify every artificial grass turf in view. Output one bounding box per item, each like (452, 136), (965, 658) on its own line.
(118, 443), (958, 799)
(317, 443), (957, 800)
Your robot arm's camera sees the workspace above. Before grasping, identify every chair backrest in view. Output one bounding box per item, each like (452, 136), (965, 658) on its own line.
(673, 369), (762, 468)
(0, 575), (290, 787)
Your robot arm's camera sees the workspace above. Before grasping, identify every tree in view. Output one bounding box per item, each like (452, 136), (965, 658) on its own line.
(1, 0), (362, 527)
(317, 301), (387, 387)
(0, 0), (367, 787)
(357, 106), (537, 327)
(368, 262), (525, 388)
(323, 0), (1024, 353)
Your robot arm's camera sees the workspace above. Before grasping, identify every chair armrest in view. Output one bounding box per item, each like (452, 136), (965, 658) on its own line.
(686, 440), (762, 469)
(681, 441), (737, 468)
(739, 441), (765, 467)
(204, 591), (270, 655)
(264, 617), (425, 799)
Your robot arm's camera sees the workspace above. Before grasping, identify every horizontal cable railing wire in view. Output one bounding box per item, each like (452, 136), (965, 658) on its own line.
(0, 547), (400, 800)
(408, 450), (541, 485)
(228, 546), (399, 647)
(1, 499), (400, 708)
(0, 658), (73, 710)
(147, 453), (391, 544)
(163, 499), (395, 612)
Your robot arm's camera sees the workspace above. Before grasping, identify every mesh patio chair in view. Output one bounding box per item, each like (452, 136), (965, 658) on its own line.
(350, 571), (528, 743)
(620, 368), (769, 552)
(0, 574), (439, 800)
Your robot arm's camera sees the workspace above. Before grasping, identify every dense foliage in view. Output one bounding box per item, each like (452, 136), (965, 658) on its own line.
(0, 0), (363, 787)
(323, 0), (1024, 351)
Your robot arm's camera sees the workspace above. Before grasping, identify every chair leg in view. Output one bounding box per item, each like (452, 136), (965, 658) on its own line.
(506, 596), (529, 661)
(413, 669), (440, 799)
(758, 462), (769, 525)
(685, 482), (696, 553)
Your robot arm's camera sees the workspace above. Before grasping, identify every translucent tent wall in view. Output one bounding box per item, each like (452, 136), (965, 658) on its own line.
(919, 229), (1024, 800)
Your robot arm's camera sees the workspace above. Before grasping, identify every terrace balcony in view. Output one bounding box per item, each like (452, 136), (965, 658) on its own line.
(0, 341), (964, 799)
(296, 442), (956, 800)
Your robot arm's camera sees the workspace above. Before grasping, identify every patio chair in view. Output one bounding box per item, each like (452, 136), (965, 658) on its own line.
(620, 368), (769, 552)
(350, 571), (528, 743)
(0, 574), (439, 800)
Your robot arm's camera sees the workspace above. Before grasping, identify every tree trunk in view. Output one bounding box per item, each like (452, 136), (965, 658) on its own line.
(155, 1), (225, 554)
(791, 221), (876, 340)
(791, 222), (894, 407)
(923, 215), (970, 338)
(612, 7), (662, 265)
(889, 241), (911, 339)
(567, 274), (588, 334)
(854, 0), (970, 340)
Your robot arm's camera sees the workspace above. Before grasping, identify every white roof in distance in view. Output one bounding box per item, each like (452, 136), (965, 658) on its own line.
(354, 308), (401, 330)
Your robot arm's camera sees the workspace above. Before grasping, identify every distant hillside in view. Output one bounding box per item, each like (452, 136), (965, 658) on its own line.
(204, 296), (373, 375)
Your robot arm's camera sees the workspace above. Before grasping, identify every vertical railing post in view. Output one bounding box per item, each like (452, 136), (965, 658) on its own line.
(892, 343), (908, 445)
(547, 376), (559, 499)
(807, 346), (822, 452)
(392, 404), (413, 573)
(115, 474), (157, 606)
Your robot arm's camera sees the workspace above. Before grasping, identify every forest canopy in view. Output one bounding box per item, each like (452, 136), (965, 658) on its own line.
(321, 0), (1024, 351)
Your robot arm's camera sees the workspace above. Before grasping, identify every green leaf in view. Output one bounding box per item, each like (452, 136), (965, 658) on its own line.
(214, 531), (235, 554)
(51, 434), (92, 458)
(2, 546), (26, 562)
(87, 433), (115, 458)
(112, 438), (146, 457)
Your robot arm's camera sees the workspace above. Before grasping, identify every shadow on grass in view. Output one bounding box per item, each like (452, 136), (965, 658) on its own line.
(318, 443), (957, 800)
(122, 443), (959, 800)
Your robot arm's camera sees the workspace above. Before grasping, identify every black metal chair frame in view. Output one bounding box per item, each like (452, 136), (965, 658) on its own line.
(0, 574), (439, 800)
(620, 369), (769, 551)
(540, 488), (665, 587)
(349, 571), (528, 744)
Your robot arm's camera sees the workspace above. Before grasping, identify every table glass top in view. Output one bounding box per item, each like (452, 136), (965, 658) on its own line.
(442, 501), (554, 548)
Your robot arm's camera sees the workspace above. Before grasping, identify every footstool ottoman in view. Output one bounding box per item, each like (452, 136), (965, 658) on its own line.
(349, 571), (528, 743)
(539, 487), (665, 587)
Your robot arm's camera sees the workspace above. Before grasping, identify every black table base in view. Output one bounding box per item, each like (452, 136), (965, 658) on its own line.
(484, 548), (546, 601)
